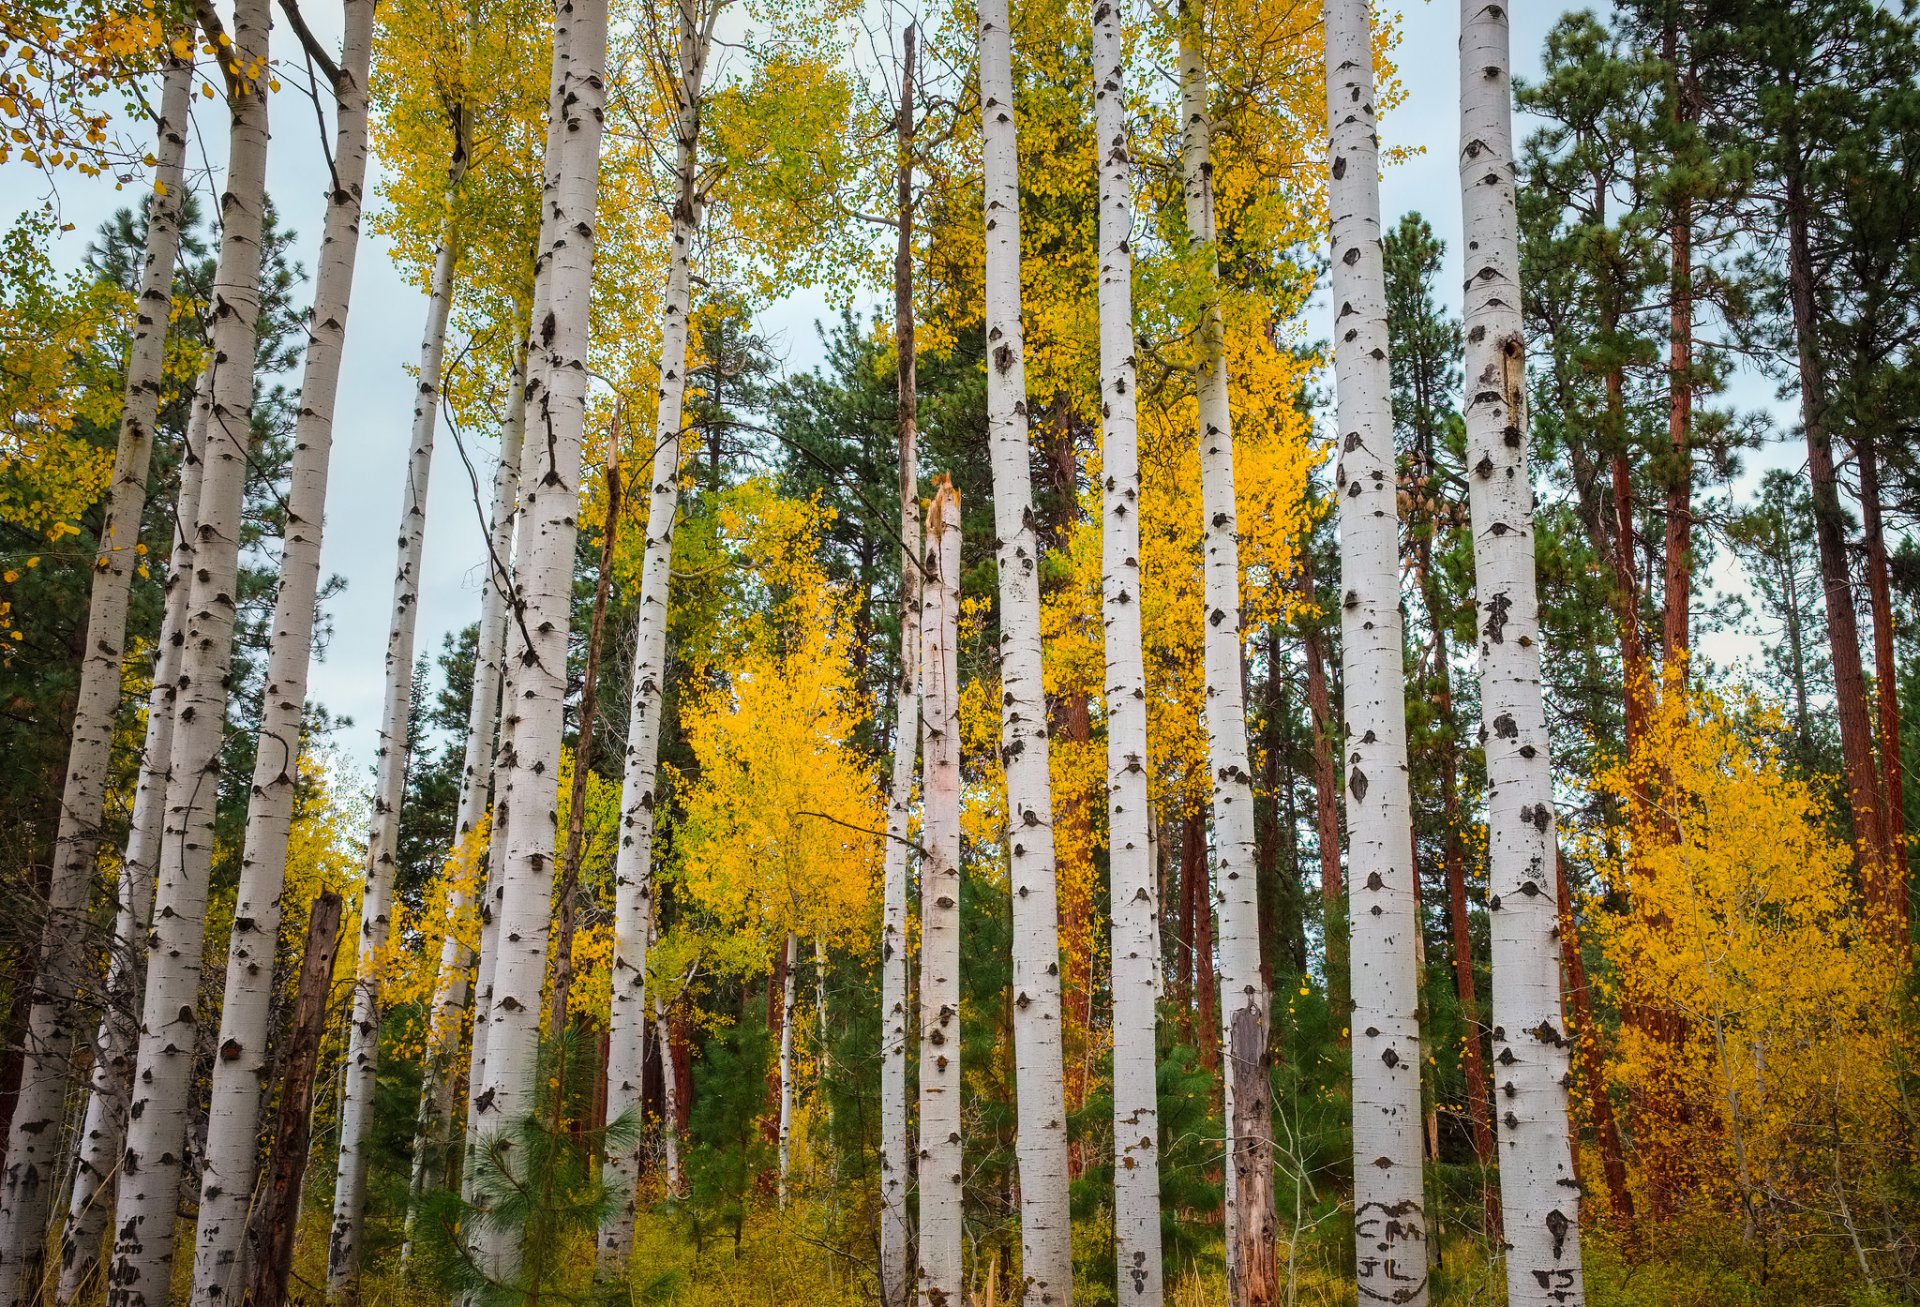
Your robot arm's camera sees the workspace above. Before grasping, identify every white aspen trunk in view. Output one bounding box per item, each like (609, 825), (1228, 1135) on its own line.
(106, 6), (273, 1300)
(777, 931), (798, 1205)
(655, 991), (679, 1195)
(1094, 2), (1162, 1298)
(0, 59), (192, 1307)
(191, 8), (375, 1297)
(879, 33), (920, 1307)
(471, 0), (609, 1278)
(916, 481), (963, 1307)
(599, 4), (708, 1265)
(975, 3), (1074, 1300)
(404, 350), (527, 1251)
(57, 360), (211, 1307)
(1324, 3), (1431, 1302)
(1458, 5), (1583, 1301)
(812, 935), (831, 1143)
(327, 197), (461, 1303)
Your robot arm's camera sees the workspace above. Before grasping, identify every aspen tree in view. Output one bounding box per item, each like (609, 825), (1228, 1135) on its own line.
(877, 29), (919, 1306)
(106, 0), (274, 1299)
(600, 0), (716, 1263)
(1323, 1), (1430, 1301)
(191, 4), (377, 1295)
(327, 163), (464, 1298)
(0, 56), (191, 1306)
(916, 479), (962, 1307)
(977, 0), (1074, 1295)
(1095, 0), (1162, 1298)
(1458, 4), (1583, 1301)
(471, 0), (610, 1276)
(777, 930), (799, 1204)
(57, 360), (211, 1307)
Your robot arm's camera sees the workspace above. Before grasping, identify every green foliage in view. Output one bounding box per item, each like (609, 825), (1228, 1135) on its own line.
(682, 1011), (775, 1253)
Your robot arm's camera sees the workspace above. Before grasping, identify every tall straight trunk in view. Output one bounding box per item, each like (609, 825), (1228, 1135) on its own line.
(975, 2), (1073, 1297)
(238, 891), (343, 1307)
(471, 0), (609, 1278)
(1300, 566), (1346, 1026)
(656, 992), (680, 1193)
(1324, 3), (1430, 1301)
(1553, 852), (1630, 1224)
(1859, 439), (1909, 938)
(1094, 0), (1161, 1296)
(1661, 17), (1692, 664)
(878, 26), (919, 1307)
(1187, 813), (1217, 1065)
(917, 480), (963, 1307)
(1783, 151), (1896, 923)
(106, 5), (272, 1299)
(776, 931), (799, 1204)
(0, 59), (192, 1304)
(57, 362), (211, 1306)
(328, 190), (461, 1303)
(193, 8), (376, 1295)
(600, 3), (708, 1266)
(1176, 13), (1270, 1298)
(1458, 7), (1584, 1301)
(405, 349), (527, 1240)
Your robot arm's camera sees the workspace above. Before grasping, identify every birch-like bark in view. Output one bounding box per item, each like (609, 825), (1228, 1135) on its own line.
(1458, 6), (1583, 1301)
(0, 60), (192, 1306)
(878, 30), (919, 1307)
(106, 5), (272, 1299)
(976, 2), (1073, 1298)
(916, 480), (963, 1307)
(328, 199), (461, 1301)
(599, 1), (708, 1265)
(192, 7), (375, 1295)
(471, 0), (609, 1278)
(776, 931), (799, 1205)
(1175, 11), (1271, 1298)
(1324, 3), (1429, 1301)
(1095, 2), (1161, 1298)
(405, 351), (527, 1242)
(57, 359), (210, 1307)
(656, 993), (680, 1194)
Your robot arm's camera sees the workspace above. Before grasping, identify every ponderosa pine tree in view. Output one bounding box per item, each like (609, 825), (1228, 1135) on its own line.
(0, 56), (192, 1306)
(1323, 1), (1430, 1301)
(976, 0), (1073, 1296)
(916, 478), (962, 1307)
(600, 0), (715, 1264)
(1094, 0), (1161, 1298)
(193, 4), (376, 1295)
(106, 1), (273, 1299)
(1458, 3), (1585, 1301)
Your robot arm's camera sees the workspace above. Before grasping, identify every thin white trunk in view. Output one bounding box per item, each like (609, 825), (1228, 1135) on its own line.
(655, 992), (679, 1194)
(107, 6), (273, 1300)
(57, 359), (211, 1307)
(404, 349), (527, 1249)
(916, 481), (963, 1307)
(976, 3), (1074, 1299)
(192, 7), (375, 1297)
(599, 3), (708, 1265)
(0, 58), (192, 1307)
(1324, 3), (1430, 1302)
(471, 0), (609, 1278)
(328, 200), (460, 1301)
(1458, 5), (1583, 1301)
(813, 935), (831, 1146)
(1095, 1), (1161, 1299)
(777, 931), (798, 1205)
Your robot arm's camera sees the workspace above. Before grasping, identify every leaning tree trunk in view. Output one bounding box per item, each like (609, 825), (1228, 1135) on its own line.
(976, 0), (1073, 1298)
(193, 7), (375, 1296)
(1458, 6), (1584, 1302)
(877, 29), (919, 1306)
(917, 480), (963, 1307)
(1094, 0), (1162, 1298)
(471, 0), (609, 1278)
(328, 193), (463, 1302)
(599, 5), (707, 1266)
(106, 5), (273, 1300)
(0, 57), (191, 1306)
(57, 361), (210, 1307)
(1175, 9), (1271, 1299)
(656, 990), (680, 1193)
(1324, 2), (1430, 1302)
(404, 347), (527, 1244)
